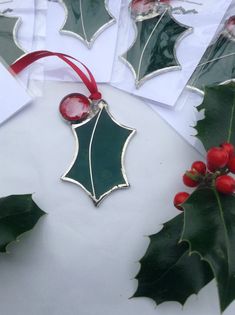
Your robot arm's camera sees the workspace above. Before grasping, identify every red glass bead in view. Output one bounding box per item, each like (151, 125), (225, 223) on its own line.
(226, 16), (235, 37)
(131, 0), (155, 15)
(59, 93), (90, 123)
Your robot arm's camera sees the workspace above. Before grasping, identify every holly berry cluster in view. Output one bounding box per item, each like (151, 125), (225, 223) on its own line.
(174, 142), (235, 211)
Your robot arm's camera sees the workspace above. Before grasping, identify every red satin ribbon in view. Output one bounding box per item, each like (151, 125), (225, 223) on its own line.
(10, 50), (102, 101)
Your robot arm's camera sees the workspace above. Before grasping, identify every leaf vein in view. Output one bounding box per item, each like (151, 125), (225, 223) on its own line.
(214, 189), (231, 288)
(137, 9), (167, 83)
(88, 108), (103, 200)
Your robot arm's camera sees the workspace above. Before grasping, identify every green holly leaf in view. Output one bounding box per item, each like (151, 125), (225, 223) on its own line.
(0, 15), (25, 65)
(134, 213), (213, 305)
(60, 0), (115, 48)
(121, 9), (191, 88)
(62, 101), (136, 206)
(188, 34), (235, 94)
(195, 83), (235, 151)
(0, 194), (46, 253)
(181, 187), (235, 312)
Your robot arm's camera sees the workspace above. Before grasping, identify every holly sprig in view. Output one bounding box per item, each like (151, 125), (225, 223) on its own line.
(134, 83), (235, 312)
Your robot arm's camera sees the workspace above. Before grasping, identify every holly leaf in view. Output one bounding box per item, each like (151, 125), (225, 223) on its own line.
(195, 83), (235, 151)
(121, 9), (191, 88)
(62, 101), (136, 206)
(188, 34), (235, 94)
(0, 15), (25, 65)
(60, 0), (115, 48)
(134, 213), (213, 305)
(0, 194), (46, 252)
(181, 187), (235, 312)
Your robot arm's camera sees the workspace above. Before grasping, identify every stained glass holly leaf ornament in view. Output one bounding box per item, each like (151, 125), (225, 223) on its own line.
(59, 94), (136, 206)
(188, 16), (235, 94)
(59, 0), (115, 48)
(121, 0), (192, 88)
(0, 14), (25, 65)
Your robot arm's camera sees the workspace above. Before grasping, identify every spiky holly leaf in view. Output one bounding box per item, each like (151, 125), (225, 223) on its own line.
(0, 194), (45, 252)
(181, 187), (235, 312)
(121, 9), (191, 88)
(0, 15), (25, 65)
(188, 34), (235, 94)
(195, 83), (235, 151)
(62, 101), (135, 206)
(60, 0), (115, 48)
(134, 213), (213, 305)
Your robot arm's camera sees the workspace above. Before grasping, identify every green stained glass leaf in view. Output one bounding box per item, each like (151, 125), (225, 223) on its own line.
(60, 0), (115, 48)
(188, 34), (235, 94)
(0, 15), (25, 65)
(0, 194), (46, 253)
(182, 187), (235, 312)
(62, 102), (136, 206)
(195, 83), (235, 151)
(134, 213), (213, 305)
(121, 9), (191, 88)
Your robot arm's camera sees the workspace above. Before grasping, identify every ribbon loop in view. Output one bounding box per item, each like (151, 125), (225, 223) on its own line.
(10, 50), (102, 101)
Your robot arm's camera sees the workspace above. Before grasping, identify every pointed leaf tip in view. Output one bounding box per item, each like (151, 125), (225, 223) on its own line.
(0, 194), (46, 253)
(133, 214), (213, 306)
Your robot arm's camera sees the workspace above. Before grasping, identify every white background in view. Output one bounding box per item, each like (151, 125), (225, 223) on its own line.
(0, 81), (234, 315)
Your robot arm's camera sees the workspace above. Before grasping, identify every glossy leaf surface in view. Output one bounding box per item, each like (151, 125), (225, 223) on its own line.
(195, 83), (235, 151)
(182, 187), (235, 312)
(0, 194), (45, 252)
(134, 213), (213, 305)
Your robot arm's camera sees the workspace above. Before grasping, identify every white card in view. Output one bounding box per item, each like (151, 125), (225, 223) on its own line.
(44, 0), (122, 82)
(111, 0), (233, 107)
(0, 62), (32, 125)
(150, 89), (205, 155)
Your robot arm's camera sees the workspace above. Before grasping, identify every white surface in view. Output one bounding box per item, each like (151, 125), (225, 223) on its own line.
(0, 62), (32, 124)
(111, 0), (233, 107)
(44, 0), (121, 82)
(0, 81), (234, 315)
(150, 88), (206, 155)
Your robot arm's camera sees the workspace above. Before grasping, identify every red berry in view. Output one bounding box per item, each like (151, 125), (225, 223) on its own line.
(207, 162), (217, 173)
(227, 156), (235, 174)
(191, 161), (206, 175)
(207, 147), (229, 170)
(215, 175), (235, 194)
(221, 142), (235, 158)
(183, 170), (199, 187)
(59, 93), (90, 122)
(174, 192), (190, 211)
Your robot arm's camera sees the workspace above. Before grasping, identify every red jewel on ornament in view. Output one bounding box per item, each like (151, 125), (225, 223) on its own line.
(131, 0), (155, 15)
(59, 93), (90, 123)
(225, 16), (235, 38)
